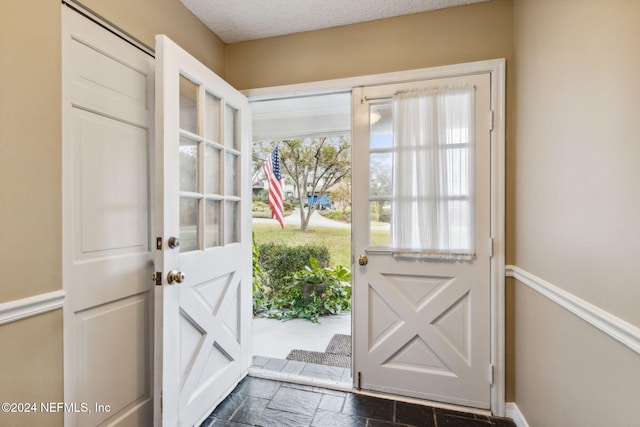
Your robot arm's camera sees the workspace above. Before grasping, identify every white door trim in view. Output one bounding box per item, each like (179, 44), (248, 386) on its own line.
(243, 58), (506, 416)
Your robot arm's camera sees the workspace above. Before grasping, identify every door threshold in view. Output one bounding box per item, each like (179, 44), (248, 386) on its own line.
(248, 366), (353, 392)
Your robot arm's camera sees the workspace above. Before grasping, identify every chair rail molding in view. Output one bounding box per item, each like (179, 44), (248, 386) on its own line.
(0, 290), (65, 325)
(505, 265), (640, 356)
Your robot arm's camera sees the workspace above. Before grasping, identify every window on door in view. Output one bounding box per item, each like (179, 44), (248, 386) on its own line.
(367, 86), (476, 258)
(178, 75), (242, 252)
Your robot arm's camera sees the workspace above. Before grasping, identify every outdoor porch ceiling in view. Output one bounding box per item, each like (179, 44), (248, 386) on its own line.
(251, 93), (351, 142)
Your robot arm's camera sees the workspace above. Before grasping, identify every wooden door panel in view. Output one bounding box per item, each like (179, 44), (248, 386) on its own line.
(63, 8), (154, 426)
(74, 294), (151, 425)
(367, 273), (472, 371)
(72, 110), (149, 260)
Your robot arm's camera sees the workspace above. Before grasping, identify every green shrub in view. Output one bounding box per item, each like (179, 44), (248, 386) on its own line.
(252, 200), (294, 217)
(320, 210), (351, 223)
(269, 257), (351, 322)
(258, 243), (330, 295)
(252, 232), (270, 314)
(252, 201), (270, 213)
(283, 199), (294, 212)
(253, 189), (268, 202)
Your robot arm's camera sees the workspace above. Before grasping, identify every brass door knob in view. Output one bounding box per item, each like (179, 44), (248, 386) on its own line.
(358, 255), (368, 266)
(167, 270), (185, 284)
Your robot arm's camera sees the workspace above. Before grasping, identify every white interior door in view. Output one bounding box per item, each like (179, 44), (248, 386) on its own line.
(154, 35), (252, 426)
(62, 7), (154, 426)
(352, 73), (492, 409)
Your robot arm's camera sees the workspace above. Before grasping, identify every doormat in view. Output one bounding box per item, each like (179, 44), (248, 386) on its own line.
(286, 334), (352, 368)
(325, 333), (351, 356)
(286, 350), (351, 368)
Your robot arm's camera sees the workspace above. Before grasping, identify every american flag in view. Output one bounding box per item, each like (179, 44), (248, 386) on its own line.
(263, 147), (285, 229)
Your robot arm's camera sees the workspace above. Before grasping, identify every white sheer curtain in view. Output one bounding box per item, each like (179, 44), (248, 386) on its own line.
(391, 85), (475, 258)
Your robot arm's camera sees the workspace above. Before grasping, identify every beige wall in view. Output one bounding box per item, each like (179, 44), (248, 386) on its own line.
(226, 0), (514, 90)
(0, 0), (62, 305)
(0, 4), (63, 423)
(0, 1), (223, 425)
(515, 286), (640, 427)
(0, 311), (64, 427)
(513, 0), (640, 424)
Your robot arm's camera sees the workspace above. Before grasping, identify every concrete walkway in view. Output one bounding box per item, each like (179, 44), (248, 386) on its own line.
(253, 208), (351, 229)
(252, 313), (351, 360)
(253, 207), (390, 232)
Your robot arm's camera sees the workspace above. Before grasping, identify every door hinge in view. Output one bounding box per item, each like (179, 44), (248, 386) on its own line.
(488, 237), (494, 258)
(488, 110), (494, 131)
(489, 365), (494, 385)
(156, 237), (163, 251)
(357, 372), (362, 390)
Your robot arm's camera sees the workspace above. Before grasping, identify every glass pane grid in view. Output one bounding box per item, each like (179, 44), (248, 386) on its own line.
(378, 87), (474, 255)
(369, 200), (391, 246)
(205, 91), (221, 142)
(225, 152), (239, 196)
(204, 144), (222, 196)
(224, 104), (239, 150)
(178, 92), (245, 251)
(224, 201), (240, 244)
(179, 75), (198, 135)
(179, 137), (198, 193)
(204, 199), (221, 248)
(179, 197), (199, 252)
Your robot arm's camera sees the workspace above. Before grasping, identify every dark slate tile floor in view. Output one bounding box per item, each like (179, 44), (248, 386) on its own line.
(200, 377), (516, 427)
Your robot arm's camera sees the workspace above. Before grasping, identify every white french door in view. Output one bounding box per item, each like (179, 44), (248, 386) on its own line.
(352, 73), (493, 409)
(154, 35), (252, 426)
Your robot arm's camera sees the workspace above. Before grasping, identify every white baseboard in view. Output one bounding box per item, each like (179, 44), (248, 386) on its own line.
(0, 290), (65, 325)
(505, 265), (640, 356)
(506, 403), (530, 427)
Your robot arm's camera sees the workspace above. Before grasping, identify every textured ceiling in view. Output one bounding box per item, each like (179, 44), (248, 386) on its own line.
(179, 0), (488, 44)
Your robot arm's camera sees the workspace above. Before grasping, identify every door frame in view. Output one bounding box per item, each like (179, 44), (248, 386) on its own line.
(243, 58), (506, 416)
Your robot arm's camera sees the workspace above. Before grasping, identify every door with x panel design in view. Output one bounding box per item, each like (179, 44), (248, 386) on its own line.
(352, 73), (492, 409)
(154, 35), (252, 426)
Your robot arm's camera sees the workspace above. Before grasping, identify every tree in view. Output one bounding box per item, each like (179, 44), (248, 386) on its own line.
(369, 152), (392, 222)
(331, 181), (352, 216)
(252, 140), (275, 187)
(280, 136), (350, 231)
(254, 136), (351, 231)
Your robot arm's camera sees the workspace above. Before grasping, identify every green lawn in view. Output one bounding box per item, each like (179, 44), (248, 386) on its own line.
(252, 223), (352, 267)
(252, 222), (390, 268)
